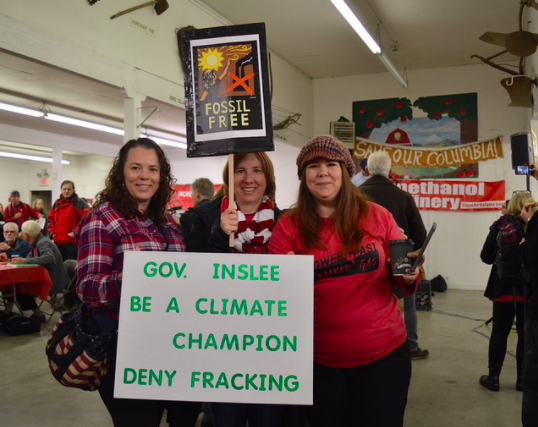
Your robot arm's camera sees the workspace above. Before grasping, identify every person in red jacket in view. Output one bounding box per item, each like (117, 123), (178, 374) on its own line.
(4, 190), (43, 228)
(47, 180), (90, 261)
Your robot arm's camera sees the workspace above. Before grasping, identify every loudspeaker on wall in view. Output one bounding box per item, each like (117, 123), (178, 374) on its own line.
(510, 132), (531, 169)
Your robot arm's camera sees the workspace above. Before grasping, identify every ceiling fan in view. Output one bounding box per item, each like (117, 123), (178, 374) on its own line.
(522, 0), (538, 10)
(471, 1), (538, 107)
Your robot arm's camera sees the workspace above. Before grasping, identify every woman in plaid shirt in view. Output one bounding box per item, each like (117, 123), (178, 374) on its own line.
(76, 138), (200, 427)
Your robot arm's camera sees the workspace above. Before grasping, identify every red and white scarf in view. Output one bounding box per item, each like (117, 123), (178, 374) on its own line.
(221, 196), (275, 253)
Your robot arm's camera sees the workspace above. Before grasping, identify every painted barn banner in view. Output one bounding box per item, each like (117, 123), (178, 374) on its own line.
(352, 93), (479, 179)
(355, 137), (503, 168)
(397, 180), (506, 211)
(182, 23), (273, 158)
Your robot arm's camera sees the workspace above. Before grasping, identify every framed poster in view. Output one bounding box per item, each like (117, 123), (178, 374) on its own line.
(352, 93), (478, 179)
(182, 23), (274, 158)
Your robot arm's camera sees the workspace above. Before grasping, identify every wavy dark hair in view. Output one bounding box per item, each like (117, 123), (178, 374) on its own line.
(93, 138), (175, 226)
(288, 162), (369, 255)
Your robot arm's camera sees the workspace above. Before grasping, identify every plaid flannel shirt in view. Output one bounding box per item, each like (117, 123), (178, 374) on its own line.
(76, 202), (184, 313)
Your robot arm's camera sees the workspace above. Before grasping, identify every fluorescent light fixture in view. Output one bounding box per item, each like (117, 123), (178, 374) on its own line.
(377, 52), (408, 88)
(0, 101), (188, 150)
(330, 0), (408, 88)
(0, 150), (70, 164)
(0, 102), (43, 117)
(330, 0), (381, 54)
(45, 113), (125, 135)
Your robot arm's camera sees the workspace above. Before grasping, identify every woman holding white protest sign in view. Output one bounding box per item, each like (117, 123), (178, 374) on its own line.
(187, 151), (285, 427)
(76, 138), (201, 427)
(269, 135), (423, 427)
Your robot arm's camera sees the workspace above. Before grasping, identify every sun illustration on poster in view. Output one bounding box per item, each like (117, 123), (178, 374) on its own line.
(198, 48), (224, 71)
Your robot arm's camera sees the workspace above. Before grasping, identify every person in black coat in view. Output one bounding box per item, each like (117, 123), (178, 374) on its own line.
(179, 177), (215, 247)
(521, 172), (538, 425)
(479, 191), (534, 392)
(359, 151), (428, 360)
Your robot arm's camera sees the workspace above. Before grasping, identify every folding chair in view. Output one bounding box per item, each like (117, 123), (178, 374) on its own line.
(0, 284), (23, 314)
(59, 259), (80, 311)
(39, 259), (79, 322)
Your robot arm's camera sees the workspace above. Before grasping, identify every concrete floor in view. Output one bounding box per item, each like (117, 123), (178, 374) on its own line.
(0, 289), (523, 427)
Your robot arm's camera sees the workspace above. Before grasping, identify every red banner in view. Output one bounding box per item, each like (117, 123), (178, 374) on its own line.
(168, 184), (222, 210)
(397, 180), (505, 211)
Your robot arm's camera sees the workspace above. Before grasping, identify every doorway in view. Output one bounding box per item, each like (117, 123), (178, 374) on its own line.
(30, 190), (52, 214)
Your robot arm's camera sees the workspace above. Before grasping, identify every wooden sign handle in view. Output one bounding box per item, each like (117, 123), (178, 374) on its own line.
(228, 153), (235, 248)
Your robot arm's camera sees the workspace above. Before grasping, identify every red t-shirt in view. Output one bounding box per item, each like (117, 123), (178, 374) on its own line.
(269, 202), (417, 368)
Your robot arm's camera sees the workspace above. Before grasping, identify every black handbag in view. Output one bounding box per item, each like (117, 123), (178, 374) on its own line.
(3, 313), (41, 336)
(45, 304), (117, 391)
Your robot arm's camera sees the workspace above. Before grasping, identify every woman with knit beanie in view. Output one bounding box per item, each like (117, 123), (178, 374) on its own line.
(269, 135), (423, 427)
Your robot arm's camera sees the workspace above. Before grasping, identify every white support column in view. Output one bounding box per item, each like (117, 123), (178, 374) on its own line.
(123, 91), (147, 144)
(51, 147), (63, 202)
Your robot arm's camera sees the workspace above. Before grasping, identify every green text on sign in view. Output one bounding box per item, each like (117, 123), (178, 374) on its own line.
(123, 368), (177, 386)
(212, 263), (280, 281)
(144, 262), (187, 278)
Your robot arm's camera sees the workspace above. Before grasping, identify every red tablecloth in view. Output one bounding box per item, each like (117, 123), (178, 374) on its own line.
(0, 264), (52, 300)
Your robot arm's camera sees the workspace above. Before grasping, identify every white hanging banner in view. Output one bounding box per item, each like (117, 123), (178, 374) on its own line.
(114, 251), (314, 405)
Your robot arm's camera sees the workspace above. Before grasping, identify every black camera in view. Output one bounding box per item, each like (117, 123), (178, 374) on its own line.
(515, 165), (533, 175)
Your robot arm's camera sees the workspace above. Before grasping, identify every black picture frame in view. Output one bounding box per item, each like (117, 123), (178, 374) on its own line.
(182, 23), (274, 158)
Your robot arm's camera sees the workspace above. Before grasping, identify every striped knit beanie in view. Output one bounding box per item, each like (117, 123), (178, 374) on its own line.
(296, 135), (355, 178)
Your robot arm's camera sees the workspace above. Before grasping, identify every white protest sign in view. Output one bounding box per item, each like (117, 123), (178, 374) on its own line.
(114, 251), (313, 405)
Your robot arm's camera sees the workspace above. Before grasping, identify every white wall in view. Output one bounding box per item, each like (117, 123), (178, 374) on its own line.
(313, 64), (533, 290)
(0, 154), (112, 209)
(0, 139), (300, 216)
(68, 155), (114, 203)
(0, 158), (50, 207)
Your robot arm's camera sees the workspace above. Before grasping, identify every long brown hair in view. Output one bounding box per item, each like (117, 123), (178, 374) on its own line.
(221, 152), (276, 200)
(289, 163), (369, 255)
(93, 138), (175, 226)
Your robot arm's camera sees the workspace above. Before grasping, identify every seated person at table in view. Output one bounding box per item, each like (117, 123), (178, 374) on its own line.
(0, 222), (30, 260)
(9, 221), (70, 323)
(0, 222), (47, 324)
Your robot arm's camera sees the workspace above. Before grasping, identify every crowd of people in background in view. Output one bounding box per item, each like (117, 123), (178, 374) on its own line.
(1, 135), (538, 427)
(0, 184), (86, 326)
